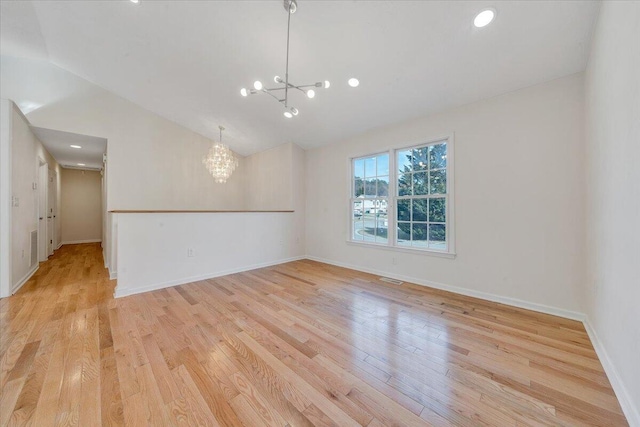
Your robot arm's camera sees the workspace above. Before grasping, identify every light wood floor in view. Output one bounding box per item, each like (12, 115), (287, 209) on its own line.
(0, 243), (628, 426)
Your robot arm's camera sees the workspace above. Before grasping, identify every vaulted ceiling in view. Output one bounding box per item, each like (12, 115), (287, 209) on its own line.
(1, 1), (599, 155)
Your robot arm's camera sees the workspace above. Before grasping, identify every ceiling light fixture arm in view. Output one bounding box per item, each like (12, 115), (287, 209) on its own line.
(284, 1), (292, 108)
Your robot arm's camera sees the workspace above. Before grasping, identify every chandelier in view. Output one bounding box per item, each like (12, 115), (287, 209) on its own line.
(240, 0), (358, 118)
(202, 126), (238, 183)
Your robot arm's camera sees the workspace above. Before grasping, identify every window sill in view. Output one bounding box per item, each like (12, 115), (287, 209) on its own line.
(346, 240), (456, 259)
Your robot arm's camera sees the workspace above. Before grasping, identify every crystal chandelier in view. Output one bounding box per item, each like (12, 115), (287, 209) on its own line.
(240, 0), (358, 119)
(202, 126), (238, 183)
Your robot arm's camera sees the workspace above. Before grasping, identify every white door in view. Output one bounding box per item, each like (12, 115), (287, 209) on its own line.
(47, 169), (54, 255)
(55, 172), (61, 249)
(38, 162), (48, 261)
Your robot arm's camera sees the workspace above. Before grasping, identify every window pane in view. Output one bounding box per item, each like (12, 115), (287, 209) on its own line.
(378, 199), (388, 215)
(352, 219), (363, 240)
(429, 224), (446, 249)
(397, 149), (412, 173)
(397, 222), (411, 245)
(429, 170), (446, 194)
(364, 179), (376, 197)
(412, 147), (428, 171)
(398, 172), (411, 196)
(412, 199), (427, 222)
(375, 215), (388, 243)
(412, 223), (428, 247)
(363, 210), (376, 242)
(364, 157), (376, 178)
(354, 179), (364, 197)
(353, 200), (363, 218)
(354, 158), (364, 179)
(397, 200), (411, 221)
(377, 154), (389, 176)
(429, 198), (445, 222)
(413, 172), (428, 195)
(429, 143), (447, 169)
(377, 176), (389, 197)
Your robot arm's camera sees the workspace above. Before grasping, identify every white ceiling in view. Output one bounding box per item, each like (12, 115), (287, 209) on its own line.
(31, 127), (107, 171)
(1, 1), (599, 156)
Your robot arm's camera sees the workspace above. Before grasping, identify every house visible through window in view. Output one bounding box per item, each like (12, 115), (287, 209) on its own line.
(350, 138), (453, 255)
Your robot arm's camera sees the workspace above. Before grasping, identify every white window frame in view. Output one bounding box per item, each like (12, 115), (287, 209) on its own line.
(347, 134), (455, 258)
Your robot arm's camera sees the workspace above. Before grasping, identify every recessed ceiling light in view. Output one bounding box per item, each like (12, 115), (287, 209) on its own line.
(77, 163), (85, 166)
(70, 145), (82, 149)
(283, 111), (293, 119)
(130, 0), (140, 4)
(348, 78), (359, 88)
(474, 9), (495, 28)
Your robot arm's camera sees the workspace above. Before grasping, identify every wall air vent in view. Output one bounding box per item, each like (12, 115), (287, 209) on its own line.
(379, 277), (404, 285)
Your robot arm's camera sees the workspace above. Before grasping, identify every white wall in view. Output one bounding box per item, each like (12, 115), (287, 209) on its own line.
(291, 143), (307, 256)
(0, 100), (11, 298)
(114, 212), (304, 297)
(245, 142), (307, 251)
(306, 73), (586, 316)
(9, 102), (61, 293)
(60, 168), (102, 243)
(584, 2), (640, 424)
(245, 143), (294, 210)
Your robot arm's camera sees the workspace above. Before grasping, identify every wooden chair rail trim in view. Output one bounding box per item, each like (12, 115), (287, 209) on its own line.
(109, 210), (295, 213)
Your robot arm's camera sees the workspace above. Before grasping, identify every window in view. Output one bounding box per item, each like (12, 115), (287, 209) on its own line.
(351, 153), (389, 244)
(350, 137), (454, 256)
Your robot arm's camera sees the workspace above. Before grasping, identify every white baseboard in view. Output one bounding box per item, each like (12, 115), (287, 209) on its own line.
(109, 268), (117, 280)
(12, 264), (38, 295)
(61, 239), (102, 245)
(583, 319), (640, 427)
(114, 255), (305, 298)
(55, 242), (63, 250)
(305, 255), (586, 321)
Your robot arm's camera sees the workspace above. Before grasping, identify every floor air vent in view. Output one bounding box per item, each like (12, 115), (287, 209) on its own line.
(30, 230), (38, 266)
(379, 277), (404, 285)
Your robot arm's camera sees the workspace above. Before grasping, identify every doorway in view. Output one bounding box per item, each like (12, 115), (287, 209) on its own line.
(38, 159), (48, 261)
(47, 169), (56, 255)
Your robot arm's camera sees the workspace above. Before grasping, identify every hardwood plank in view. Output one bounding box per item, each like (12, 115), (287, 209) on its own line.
(229, 371), (289, 427)
(168, 364), (220, 426)
(99, 347), (125, 427)
(177, 346), (244, 426)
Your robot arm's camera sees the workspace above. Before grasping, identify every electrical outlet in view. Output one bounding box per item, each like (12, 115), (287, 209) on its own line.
(187, 248), (195, 257)
(21, 249), (25, 258)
